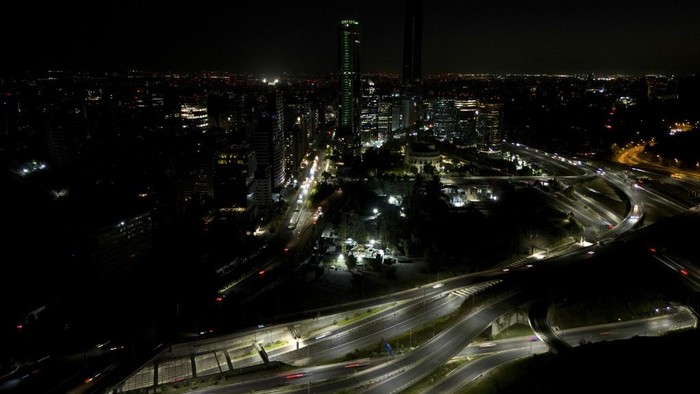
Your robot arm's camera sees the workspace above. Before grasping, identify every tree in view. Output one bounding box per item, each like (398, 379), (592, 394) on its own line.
(423, 243), (445, 277)
(345, 252), (357, 270)
(378, 208), (407, 248)
(345, 211), (368, 244)
(564, 185), (575, 198)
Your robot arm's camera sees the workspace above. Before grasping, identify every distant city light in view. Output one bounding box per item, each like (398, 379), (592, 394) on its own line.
(15, 160), (48, 177)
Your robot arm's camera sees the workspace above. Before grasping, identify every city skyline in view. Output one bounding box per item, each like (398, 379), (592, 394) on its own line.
(2, 1), (699, 76)
(1, 53), (700, 394)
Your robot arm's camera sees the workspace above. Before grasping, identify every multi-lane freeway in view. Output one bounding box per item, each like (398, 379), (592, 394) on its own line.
(93, 143), (700, 393)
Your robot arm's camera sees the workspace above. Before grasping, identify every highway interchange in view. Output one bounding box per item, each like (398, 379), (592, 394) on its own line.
(105, 143), (700, 394)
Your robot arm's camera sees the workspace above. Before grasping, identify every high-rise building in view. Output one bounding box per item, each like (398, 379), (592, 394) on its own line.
(455, 99), (479, 145)
(402, 0), (423, 100)
(47, 122), (78, 169)
(477, 102), (504, 153)
(271, 91), (286, 190)
(214, 143), (256, 211)
(360, 78), (379, 146)
(182, 150), (215, 200)
(252, 113), (274, 203)
(86, 210), (153, 280)
(180, 102), (208, 132)
(338, 19), (361, 141)
(284, 92), (308, 179)
(431, 98), (457, 140)
(251, 90), (286, 196)
(400, 0), (423, 132)
(207, 92), (232, 137)
(377, 99), (392, 143)
(302, 101), (319, 144)
(390, 93), (404, 134)
(254, 165), (272, 213)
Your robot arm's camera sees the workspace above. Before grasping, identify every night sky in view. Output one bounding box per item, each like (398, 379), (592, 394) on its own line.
(2, 0), (699, 75)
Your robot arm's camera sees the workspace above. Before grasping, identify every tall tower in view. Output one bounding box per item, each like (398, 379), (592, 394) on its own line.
(338, 19), (361, 142)
(401, 0), (423, 132)
(252, 90), (286, 195)
(477, 102), (504, 154)
(402, 0), (423, 100)
(360, 78), (379, 146)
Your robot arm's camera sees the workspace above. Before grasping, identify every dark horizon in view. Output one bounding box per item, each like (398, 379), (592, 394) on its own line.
(2, 1), (699, 76)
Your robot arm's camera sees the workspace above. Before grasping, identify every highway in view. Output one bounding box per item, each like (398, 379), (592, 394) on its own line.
(424, 305), (697, 394)
(164, 303), (696, 394)
(111, 226), (700, 393)
(100, 142), (700, 394)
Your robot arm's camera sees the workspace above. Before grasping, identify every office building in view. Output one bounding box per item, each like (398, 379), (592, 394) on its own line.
(338, 19), (361, 142)
(402, 0), (423, 100)
(431, 98), (457, 140)
(455, 99), (479, 145)
(360, 78), (379, 146)
(180, 103), (208, 132)
(214, 143), (256, 211)
(477, 102), (504, 153)
(86, 210), (153, 280)
(251, 91), (286, 196)
(400, 0), (423, 130)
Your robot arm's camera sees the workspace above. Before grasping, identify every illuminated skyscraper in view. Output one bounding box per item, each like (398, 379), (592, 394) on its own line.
(338, 19), (361, 141)
(477, 102), (504, 153)
(360, 78), (379, 146)
(431, 98), (457, 140)
(252, 90), (286, 197)
(180, 103), (208, 132)
(455, 99), (478, 145)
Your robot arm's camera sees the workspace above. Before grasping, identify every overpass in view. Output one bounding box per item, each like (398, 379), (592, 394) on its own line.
(101, 144), (700, 393)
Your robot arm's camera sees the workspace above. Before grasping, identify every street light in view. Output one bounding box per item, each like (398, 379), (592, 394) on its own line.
(373, 208), (381, 245)
(395, 312), (399, 351)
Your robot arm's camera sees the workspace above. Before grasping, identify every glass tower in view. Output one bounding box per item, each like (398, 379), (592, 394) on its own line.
(402, 0), (423, 100)
(338, 19), (361, 139)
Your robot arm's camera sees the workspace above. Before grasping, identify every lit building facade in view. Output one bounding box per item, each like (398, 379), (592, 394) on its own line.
(401, 0), (423, 129)
(360, 78), (379, 146)
(477, 102), (504, 153)
(431, 98), (457, 140)
(252, 91), (286, 196)
(180, 103), (208, 131)
(377, 99), (393, 143)
(338, 19), (361, 141)
(405, 142), (440, 173)
(455, 99), (478, 145)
